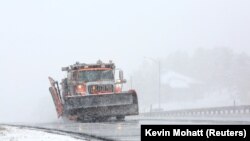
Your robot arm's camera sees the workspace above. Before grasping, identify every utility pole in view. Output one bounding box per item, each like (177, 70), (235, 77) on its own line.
(158, 60), (161, 109)
(144, 57), (161, 109)
(130, 75), (133, 89)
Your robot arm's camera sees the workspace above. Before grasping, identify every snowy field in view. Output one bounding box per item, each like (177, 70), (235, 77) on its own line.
(0, 126), (85, 141)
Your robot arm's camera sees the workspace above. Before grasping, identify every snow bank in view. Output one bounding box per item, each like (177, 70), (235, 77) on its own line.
(0, 126), (85, 141)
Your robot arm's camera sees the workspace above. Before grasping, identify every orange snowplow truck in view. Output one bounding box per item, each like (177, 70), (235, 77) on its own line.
(48, 60), (139, 121)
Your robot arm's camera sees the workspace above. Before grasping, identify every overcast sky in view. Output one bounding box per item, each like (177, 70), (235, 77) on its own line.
(0, 0), (250, 122)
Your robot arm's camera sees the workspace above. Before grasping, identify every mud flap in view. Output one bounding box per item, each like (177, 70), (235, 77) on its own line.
(48, 77), (63, 118)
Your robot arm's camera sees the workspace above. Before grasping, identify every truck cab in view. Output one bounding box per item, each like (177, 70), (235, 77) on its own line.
(49, 60), (138, 121)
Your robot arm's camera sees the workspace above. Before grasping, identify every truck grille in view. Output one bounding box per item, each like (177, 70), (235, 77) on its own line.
(88, 84), (114, 94)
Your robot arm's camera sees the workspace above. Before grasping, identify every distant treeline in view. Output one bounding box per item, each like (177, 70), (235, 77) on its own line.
(132, 48), (250, 108)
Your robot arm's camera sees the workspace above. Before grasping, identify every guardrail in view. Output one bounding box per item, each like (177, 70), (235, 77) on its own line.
(139, 105), (250, 119)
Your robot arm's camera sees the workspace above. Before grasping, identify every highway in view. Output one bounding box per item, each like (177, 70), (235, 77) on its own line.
(2, 105), (250, 141)
(35, 116), (250, 141)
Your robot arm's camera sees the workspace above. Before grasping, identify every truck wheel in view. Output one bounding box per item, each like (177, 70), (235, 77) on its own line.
(116, 116), (125, 121)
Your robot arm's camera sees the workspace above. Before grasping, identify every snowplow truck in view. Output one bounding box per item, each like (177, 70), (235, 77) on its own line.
(48, 60), (139, 121)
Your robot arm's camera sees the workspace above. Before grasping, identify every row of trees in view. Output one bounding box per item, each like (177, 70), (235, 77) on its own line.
(130, 48), (250, 111)
(163, 48), (250, 94)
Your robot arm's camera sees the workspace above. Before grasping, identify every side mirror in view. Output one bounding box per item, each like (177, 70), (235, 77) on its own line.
(119, 70), (124, 81)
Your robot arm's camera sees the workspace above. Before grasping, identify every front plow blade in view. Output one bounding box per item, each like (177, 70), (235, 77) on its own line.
(64, 90), (139, 118)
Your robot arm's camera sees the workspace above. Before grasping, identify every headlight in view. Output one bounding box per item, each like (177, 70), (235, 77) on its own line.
(75, 84), (86, 95)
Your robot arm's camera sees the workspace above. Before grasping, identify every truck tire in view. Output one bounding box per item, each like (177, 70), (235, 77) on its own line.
(116, 115), (125, 121)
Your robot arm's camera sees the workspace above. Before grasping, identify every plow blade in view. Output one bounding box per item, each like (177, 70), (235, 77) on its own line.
(64, 90), (139, 118)
(48, 77), (64, 118)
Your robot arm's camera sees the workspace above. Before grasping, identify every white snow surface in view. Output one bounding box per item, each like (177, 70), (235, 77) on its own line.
(0, 126), (85, 141)
(161, 71), (200, 88)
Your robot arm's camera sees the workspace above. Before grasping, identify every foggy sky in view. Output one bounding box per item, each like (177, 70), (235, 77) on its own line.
(0, 0), (250, 122)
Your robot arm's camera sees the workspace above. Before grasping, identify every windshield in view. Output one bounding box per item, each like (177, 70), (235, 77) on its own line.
(77, 70), (114, 82)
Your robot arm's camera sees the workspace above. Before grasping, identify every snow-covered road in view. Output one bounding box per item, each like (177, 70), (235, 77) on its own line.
(1, 114), (250, 141)
(0, 126), (85, 141)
